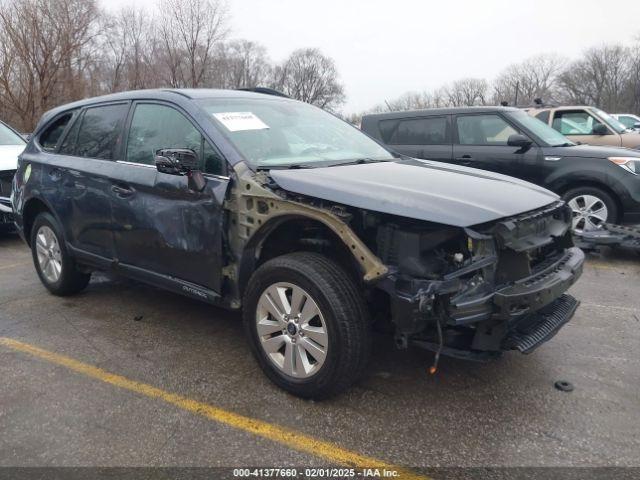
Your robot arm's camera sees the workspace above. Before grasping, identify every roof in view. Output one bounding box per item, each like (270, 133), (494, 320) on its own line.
(34, 88), (293, 134)
(527, 105), (593, 111)
(362, 106), (519, 120)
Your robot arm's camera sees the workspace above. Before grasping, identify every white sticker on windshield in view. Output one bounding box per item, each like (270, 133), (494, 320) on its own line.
(213, 112), (269, 132)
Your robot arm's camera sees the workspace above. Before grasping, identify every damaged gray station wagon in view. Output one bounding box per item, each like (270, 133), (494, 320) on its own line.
(12, 89), (584, 398)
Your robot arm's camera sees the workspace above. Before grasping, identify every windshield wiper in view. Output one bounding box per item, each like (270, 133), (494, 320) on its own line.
(328, 158), (390, 167)
(552, 142), (575, 147)
(257, 163), (316, 170)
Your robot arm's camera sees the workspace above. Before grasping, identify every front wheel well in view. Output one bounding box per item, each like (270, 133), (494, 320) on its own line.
(238, 217), (364, 297)
(22, 198), (52, 246)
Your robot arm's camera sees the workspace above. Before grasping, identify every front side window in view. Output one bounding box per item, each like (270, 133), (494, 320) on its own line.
(552, 110), (604, 135)
(39, 113), (73, 151)
(380, 117), (449, 145)
(197, 97), (394, 169)
(0, 122), (25, 146)
(456, 114), (518, 145)
(75, 104), (129, 160)
(125, 103), (225, 175)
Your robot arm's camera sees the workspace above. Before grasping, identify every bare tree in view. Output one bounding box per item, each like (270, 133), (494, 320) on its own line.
(100, 7), (156, 93)
(158, 0), (228, 88)
(443, 78), (488, 106)
(492, 54), (565, 105)
(271, 48), (345, 110)
(558, 45), (631, 111)
(0, 0), (101, 131)
(211, 40), (272, 89)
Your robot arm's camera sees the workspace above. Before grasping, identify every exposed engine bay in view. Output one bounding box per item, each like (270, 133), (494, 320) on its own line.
(257, 180), (583, 362)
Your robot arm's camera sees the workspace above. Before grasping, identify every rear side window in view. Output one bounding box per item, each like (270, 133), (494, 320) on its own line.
(380, 117), (449, 145)
(74, 104), (129, 160)
(39, 113), (73, 151)
(456, 114), (518, 145)
(534, 110), (550, 124)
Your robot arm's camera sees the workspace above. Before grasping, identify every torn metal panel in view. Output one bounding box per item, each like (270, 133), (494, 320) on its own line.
(224, 162), (388, 299)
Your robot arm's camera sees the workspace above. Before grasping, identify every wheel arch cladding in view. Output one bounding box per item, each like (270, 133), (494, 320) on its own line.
(22, 197), (54, 246)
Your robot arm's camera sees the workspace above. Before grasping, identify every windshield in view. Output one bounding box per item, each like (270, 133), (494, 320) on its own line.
(591, 108), (628, 134)
(197, 98), (394, 168)
(506, 110), (574, 146)
(0, 122), (25, 146)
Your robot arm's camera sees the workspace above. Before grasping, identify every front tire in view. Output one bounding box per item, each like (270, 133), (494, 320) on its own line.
(563, 187), (619, 232)
(30, 212), (91, 296)
(243, 252), (371, 399)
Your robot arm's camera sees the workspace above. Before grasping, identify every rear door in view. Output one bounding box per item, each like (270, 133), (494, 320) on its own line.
(378, 115), (453, 161)
(26, 103), (129, 262)
(452, 113), (541, 182)
(110, 101), (229, 295)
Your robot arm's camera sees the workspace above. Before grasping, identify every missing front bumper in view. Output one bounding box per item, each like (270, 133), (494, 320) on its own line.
(503, 294), (579, 353)
(449, 247), (584, 325)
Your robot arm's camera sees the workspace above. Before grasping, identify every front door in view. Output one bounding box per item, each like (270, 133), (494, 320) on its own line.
(110, 101), (229, 294)
(452, 113), (541, 183)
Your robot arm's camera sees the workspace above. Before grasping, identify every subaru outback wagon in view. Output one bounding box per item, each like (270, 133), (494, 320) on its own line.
(12, 89), (584, 398)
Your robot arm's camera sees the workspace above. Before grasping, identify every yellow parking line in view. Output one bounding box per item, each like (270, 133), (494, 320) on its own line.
(0, 337), (428, 480)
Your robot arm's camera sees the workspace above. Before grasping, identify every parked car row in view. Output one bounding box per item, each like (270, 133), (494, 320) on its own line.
(361, 106), (640, 230)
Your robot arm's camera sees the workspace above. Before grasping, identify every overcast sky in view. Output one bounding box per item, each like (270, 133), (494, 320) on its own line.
(103, 0), (640, 112)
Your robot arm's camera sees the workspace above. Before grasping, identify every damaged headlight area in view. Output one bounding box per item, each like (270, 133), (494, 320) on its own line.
(370, 201), (584, 360)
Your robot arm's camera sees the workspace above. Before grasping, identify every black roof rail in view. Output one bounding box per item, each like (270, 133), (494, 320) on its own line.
(236, 87), (290, 98)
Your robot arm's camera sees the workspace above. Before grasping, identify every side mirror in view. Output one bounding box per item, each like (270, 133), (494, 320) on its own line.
(633, 122), (640, 130)
(507, 134), (533, 149)
(154, 148), (200, 175)
(592, 123), (609, 135)
(154, 148), (205, 192)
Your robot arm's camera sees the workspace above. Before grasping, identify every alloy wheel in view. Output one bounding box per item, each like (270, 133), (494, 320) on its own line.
(568, 194), (608, 232)
(256, 282), (328, 379)
(35, 225), (62, 283)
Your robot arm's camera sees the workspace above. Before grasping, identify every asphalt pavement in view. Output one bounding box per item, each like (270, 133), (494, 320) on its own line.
(1, 233), (639, 476)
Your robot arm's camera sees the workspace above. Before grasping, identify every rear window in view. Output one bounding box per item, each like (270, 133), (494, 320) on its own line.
(379, 116), (449, 145)
(39, 113), (74, 151)
(74, 104), (129, 160)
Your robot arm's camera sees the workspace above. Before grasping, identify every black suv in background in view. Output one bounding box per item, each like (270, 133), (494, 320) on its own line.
(13, 90), (583, 398)
(362, 107), (640, 230)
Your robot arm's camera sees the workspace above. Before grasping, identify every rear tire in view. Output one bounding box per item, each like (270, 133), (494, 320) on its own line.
(243, 252), (371, 399)
(562, 187), (619, 232)
(30, 212), (91, 296)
